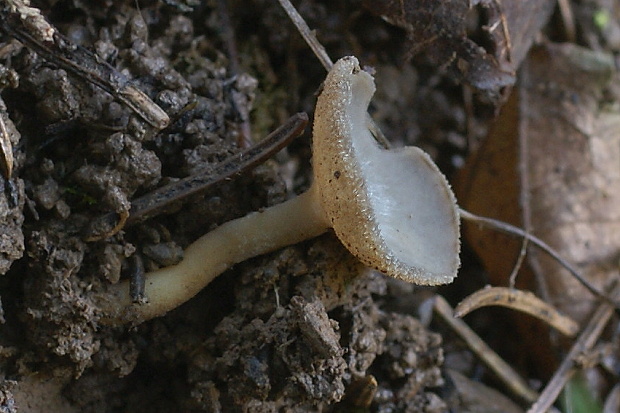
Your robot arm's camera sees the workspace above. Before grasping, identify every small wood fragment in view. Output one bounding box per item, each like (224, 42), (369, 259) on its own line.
(455, 286), (579, 337)
(276, 0), (392, 149)
(0, 2), (169, 129)
(129, 254), (146, 304)
(433, 295), (539, 403)
(277, 0), (333, 71)
(341, 376), (378, 408)
(527, 283), (620, 413)
(0, 103), (13, 179)
(603, 384), (620, 413)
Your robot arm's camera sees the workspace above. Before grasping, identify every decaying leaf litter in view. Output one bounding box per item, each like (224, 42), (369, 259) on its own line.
(0, 0), (618, 411)
(458, 41), (620, 412)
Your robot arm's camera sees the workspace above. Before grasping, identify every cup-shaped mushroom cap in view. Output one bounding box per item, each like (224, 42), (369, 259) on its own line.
(312, 56), (460, 285)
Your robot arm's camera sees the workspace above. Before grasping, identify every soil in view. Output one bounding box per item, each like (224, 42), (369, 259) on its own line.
(0, 0), (614, 412)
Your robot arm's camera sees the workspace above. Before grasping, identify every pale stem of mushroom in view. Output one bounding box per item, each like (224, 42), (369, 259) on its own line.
(99, 185), (329, 323)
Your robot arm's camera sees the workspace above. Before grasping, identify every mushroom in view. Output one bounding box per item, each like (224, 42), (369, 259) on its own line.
(99, 56), (460, 324)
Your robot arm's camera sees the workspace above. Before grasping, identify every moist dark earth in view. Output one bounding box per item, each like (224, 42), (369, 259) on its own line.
(0, 0), (614, 412)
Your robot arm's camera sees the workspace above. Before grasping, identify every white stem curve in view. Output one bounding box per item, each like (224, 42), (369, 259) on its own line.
(99, 185), (329, 324)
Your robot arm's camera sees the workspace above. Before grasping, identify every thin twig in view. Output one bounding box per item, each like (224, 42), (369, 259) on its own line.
(495, 0), (513, 62)
(276, 0), (391, 149)
(276, 0), (333, 71)
(433, 295), (539, 403)
(527, 282), (620, 413)
(459, 208), (619, 309)
(0, 1), (169, 129)
(0, 96), (13, 179)
(508, 237), (528, 288)
(557, 0), (576, 43)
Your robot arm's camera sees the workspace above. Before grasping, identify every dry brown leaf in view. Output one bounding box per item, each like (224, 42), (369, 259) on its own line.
(458, 42), (620, 325)
(521, 44), (620, 324)
(456, 90), (524, 288)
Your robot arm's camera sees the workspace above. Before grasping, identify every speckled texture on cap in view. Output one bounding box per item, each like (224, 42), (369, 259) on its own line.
(312, 57), (460, 285)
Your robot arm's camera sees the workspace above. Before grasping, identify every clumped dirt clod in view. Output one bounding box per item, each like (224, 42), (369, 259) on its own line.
(0, 380), (17, 413)
(184, 238), (446, 411)
(24, 225), (96, 373)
